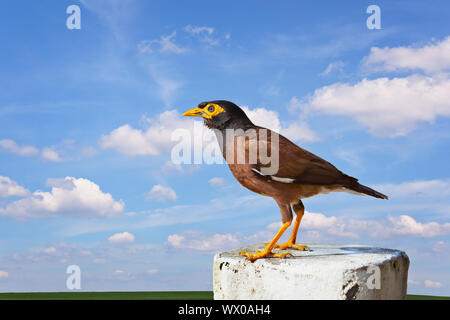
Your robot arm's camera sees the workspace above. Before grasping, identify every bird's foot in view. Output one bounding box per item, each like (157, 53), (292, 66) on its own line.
(272, 242), (310, 251)
(240, 250), (293, 262)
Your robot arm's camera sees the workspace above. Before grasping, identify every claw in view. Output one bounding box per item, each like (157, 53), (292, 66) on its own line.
(273, 242), (310, 251)
(240, 250), (293, 262)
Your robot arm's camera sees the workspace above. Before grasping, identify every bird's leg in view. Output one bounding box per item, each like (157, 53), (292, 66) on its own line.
(240, 202), (294, 261)
(274, 200), (310, 251)
(240, 221), (293, 262)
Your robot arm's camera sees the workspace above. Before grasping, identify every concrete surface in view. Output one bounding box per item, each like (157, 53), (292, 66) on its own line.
(213, 243), (409, 300)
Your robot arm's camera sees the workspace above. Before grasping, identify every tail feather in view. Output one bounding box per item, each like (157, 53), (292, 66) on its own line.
(347, 182), (388, 200)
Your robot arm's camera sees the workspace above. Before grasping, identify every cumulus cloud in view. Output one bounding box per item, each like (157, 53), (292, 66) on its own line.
(364, 36), (450, 74)
(0, 176), (30, 198)
(108, 232), (135, 244)
(99, 110), (196, 156)
(302, 211), (338, 229)
(0, 177), (124, 219)
(0, 139), (39, 156)
(301, 74), (450, 137)
(242, 106), (319, 143)
(327, 214), (450, 239)
(0, 270), (8, 279)
(147, 185), (177, 202)
(387, 215), (450, 238)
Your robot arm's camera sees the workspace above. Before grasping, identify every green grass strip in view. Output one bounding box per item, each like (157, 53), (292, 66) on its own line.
(0, 291), (448, 300)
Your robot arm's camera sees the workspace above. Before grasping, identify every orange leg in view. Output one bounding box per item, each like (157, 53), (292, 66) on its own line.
(274, 201), (310, 251)
(240, 221), (293, 262)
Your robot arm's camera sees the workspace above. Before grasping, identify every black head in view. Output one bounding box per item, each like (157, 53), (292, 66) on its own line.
(183, 100), (254, 131)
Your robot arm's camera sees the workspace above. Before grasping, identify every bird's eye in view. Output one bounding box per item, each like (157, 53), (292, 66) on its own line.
(208, 105), (215, 113)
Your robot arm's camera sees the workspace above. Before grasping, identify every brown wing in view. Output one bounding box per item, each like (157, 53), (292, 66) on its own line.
(251, 127), (357, 186)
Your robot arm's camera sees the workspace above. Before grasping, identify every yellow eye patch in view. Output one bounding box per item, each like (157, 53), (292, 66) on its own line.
(202, 103), (226, 119)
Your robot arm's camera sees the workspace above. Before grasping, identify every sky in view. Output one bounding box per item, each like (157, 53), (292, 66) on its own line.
(0, 0), (450, 296)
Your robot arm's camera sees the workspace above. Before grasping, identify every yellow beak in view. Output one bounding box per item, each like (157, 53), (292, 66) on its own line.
(183, 107), (209, 119)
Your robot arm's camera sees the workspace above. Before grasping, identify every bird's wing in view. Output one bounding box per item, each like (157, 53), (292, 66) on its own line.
(249, 128), (357, 186)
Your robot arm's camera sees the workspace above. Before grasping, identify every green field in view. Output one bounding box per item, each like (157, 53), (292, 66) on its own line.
(0, 291), (448, 300)
(0, 291), (213, 300)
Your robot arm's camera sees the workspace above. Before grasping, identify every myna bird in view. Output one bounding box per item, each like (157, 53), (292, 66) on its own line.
(183, 100), (388, 261)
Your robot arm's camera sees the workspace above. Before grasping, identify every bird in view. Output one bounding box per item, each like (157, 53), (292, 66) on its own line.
(183, 100), (388, 262)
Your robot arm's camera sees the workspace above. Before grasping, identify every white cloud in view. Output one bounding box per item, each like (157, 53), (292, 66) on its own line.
(138, 32), (188, 54)
(184, 25), (220, 46)
(41, 147), (62, 162)
(0, 139), (39, 156)
(302, 74), (450, 137)
(268, 210), (450, 240)
(408, 279), (420, 286)
(208, 177), (225, 187)
(43, 247), (57, 254)
(167, 234), (184, 247)
(302, 211), (338, 229)
(387, 215), (450, 238)
(147, 185), (177, 202)
(424, 280), (443, 288)
(100, 110), (195, 156)
(113, 269), (135, 281)
(374, 179), (450, 198)
(320, 61), (344, 76)
(184, 25), (214, 35)
(280, 122), (320, 143)
(0, 270), (8, 279)
(0, 177), (124, 219)
(100, 124), (160, 156)
(364, 36), (450, 74)
(242, 106), (319, 143)
(0, 139), (87, 162)
(108, 232), (135, 244)
(168, 231), (241, 251)
(0, 176), (29, 198)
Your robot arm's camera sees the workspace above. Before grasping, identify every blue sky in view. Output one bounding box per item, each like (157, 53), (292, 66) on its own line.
(0, 0), (450, 296)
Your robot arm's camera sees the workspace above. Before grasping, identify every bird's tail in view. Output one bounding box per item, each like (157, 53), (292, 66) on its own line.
(346, 182), (388, 200)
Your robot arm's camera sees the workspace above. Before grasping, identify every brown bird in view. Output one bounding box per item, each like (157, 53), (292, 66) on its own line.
(183, 100), (387, 261)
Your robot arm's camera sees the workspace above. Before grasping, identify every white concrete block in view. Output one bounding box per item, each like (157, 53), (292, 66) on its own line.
(213, 243), (409, 300)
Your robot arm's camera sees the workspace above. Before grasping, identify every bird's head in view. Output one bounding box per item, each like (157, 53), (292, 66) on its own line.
(183, 100), (254, 130)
